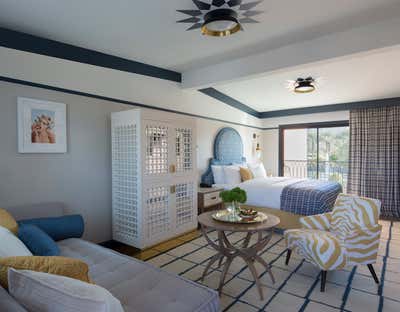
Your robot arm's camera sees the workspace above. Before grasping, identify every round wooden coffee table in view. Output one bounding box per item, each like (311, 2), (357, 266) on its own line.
(198, 211), (280, 300)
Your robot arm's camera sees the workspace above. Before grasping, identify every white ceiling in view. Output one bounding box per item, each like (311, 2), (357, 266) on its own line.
(215, 46), (400, 112)
(0, 0), (399, 72)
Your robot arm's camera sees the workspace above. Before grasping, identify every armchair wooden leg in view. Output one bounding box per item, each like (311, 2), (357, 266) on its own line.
(285, 249), (292, 266)
(320, 271), (327, 292)
(367, 264), (380, 284)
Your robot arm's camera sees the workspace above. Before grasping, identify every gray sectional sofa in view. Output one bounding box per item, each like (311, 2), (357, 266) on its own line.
(0, 203), (220, 312)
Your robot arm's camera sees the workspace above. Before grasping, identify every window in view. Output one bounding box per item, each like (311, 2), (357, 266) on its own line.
(279, 121), (349, 191)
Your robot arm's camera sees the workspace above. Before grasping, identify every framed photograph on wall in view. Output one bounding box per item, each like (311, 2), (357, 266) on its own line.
(18, 97), (67, 153)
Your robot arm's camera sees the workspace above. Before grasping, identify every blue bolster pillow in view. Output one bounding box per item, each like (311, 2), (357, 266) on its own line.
(18, 224), (60, 256)
(18, 215), (84, 241)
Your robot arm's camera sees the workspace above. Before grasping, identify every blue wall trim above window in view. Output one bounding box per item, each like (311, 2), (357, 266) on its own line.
(199, 87), (400, 119)
(259, 97), (400, 118)
(0, 27), (182, 83)
(199, 88), (261, 118)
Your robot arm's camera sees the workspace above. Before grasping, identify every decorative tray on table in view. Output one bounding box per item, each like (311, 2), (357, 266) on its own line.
(212, 209), (268, 224)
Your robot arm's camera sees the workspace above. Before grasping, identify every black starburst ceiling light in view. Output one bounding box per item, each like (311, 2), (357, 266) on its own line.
(177, 0), (263, 37)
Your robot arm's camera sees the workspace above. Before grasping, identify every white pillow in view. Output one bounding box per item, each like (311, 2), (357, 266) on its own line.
(248, 163), (267, 179)
(211, 165), (225, 184)
(8, 269), (124, 312)
(0, 225), (32, 257)
(223, 166), (241, 185)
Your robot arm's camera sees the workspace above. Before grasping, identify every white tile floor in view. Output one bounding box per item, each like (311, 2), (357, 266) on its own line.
(147, 221), (400, 311)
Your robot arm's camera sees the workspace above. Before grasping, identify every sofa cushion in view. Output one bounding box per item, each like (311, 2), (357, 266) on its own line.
(0, 225), (32, 258)
(0, 284), (27, 312)
(0, 208), (18, 235)
(58, 238), (220, 312)
(18, 224), (60, 256)
(8, 269), (124, 312)
(0, 256), (91, 290)
(18, 215), (84, 241)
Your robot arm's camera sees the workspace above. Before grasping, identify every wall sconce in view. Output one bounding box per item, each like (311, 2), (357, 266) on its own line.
(253, 133), (262, 161)
(255, 143), (262, 160)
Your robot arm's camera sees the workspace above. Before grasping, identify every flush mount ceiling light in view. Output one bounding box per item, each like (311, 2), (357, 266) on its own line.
(295, 77), (315, 93)
(177, 0), (263, 37)
(286, 77), (320, 94)
(202, 8), (240, 36)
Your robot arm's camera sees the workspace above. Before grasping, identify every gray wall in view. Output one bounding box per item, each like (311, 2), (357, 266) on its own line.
(0, 81), (130, 242)
(0, 81), (261, 243)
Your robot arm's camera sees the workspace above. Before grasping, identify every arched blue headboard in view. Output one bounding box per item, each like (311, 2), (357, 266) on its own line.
(201, 127), (246, 186)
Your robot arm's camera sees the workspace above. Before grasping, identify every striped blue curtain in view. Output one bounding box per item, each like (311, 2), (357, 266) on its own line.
(347, 106), (400, 218)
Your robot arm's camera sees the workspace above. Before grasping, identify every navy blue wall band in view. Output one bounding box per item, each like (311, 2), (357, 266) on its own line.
(199, 87), (400, 119)
(0, 27), (181, 83)
(199, 87), (261, 118)
(0, 75), (268, 130)
(3, 27), (397, 119)
(259, 97), (400, 118)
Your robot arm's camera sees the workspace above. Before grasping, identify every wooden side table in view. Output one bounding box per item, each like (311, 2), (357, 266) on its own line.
(198, 211), (280, 300)
(198, 187), (224, 214)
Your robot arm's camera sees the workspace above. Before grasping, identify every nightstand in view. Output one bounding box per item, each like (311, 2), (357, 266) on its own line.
(198, 187), (224, 214)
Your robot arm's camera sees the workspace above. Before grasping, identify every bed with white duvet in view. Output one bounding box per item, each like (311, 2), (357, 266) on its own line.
(214, 174), (342, 216)
(214, 177), (305, 209)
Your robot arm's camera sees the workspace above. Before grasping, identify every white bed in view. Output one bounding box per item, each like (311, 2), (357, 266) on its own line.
(202, 127), (341, 229)
(213, 177), (306, 209)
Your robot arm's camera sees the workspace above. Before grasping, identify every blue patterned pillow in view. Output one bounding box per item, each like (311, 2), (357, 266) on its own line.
(18, 224), (60, 256)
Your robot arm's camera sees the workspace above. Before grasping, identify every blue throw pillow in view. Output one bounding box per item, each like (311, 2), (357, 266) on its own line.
(18, 215), (84, 241)
(18, 224), (60, 256)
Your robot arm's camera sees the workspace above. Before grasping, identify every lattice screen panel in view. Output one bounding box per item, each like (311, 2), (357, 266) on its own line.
(145, 125), (169, 175)
(146, 186), (170, 238)
(112, 124), (138, 243)
(176, 128), (193, 172)
(176, 182), (194, 227)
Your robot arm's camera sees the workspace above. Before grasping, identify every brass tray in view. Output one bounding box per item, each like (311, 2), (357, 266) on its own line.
(212, 210), (268, 224)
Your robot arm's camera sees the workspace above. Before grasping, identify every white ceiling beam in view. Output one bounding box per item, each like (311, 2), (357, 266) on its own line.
(182, 17), (400, 89)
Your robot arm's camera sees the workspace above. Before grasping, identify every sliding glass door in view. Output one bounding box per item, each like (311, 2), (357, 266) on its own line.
(279, 121), (349, 191)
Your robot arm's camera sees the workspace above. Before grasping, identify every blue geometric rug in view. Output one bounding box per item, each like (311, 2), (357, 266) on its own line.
(147, 221), (399, 312)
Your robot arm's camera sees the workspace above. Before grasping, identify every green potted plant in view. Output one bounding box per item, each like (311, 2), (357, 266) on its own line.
(219, 187), (247, 217)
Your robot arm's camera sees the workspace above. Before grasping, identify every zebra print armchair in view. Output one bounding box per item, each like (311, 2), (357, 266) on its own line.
(284, 193), (382, 292)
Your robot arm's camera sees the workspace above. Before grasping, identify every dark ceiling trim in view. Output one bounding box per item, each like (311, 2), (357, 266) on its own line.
(200, 87), (400, 119)
(0, 75), (267, 130)
(199, 87), (261, 118)
(0, 27), (181, 83)
(260, 97), (400, 118)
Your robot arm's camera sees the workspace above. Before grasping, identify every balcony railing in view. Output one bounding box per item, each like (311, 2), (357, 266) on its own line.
(284, 160), (348, 191)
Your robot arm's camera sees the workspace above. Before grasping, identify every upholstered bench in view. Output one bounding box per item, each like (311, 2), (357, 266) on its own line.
(0, 203), (219, 312)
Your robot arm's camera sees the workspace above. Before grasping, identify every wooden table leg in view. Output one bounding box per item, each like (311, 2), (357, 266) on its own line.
(245, 258), (264, 300)
(202, 253), (222, 281)
(200, 224), (275, 300)
(255, 254), (275, 284)
(218, 257), (233, 295)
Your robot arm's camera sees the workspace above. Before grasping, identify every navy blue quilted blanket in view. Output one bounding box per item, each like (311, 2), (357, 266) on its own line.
(280, 180), (342, 215)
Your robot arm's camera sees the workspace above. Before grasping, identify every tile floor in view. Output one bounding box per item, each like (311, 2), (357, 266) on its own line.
(108, 220), (400, 311)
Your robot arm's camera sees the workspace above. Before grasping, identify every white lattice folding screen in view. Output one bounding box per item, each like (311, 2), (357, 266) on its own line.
(112, 109), (197, 249)
(145, 125), (169, 175)
(145, 185), (170, 239)
(176, 182), (195, 228)
(176, 128), (193, 173)
(111, 122), (140, 246)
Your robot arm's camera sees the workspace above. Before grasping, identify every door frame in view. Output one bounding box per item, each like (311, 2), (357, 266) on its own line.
(278, 120), (349, 177)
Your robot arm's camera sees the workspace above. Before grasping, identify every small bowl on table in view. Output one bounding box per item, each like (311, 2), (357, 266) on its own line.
(239, 209), (258, 221)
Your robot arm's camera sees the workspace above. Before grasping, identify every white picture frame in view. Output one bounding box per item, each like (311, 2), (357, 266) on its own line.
(18, 97), (67, 153)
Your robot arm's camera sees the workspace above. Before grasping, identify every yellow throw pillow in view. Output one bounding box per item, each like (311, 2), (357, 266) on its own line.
(0, 256), (91, 289)
(0, 208), (18, 235)
(240, 167), (253, 182)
